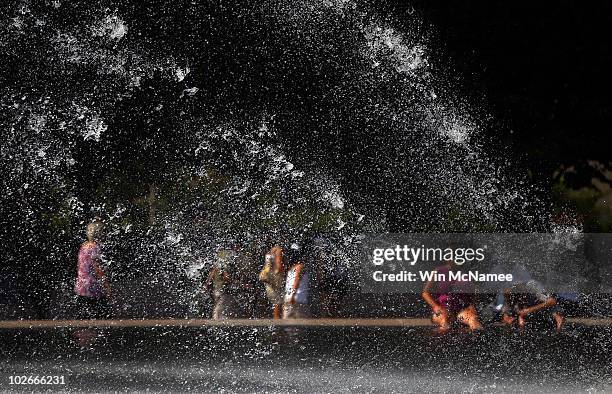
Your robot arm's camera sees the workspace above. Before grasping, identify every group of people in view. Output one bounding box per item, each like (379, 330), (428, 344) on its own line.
(74, 221), (566, 332)
(205, 243), (312, 320)
(74, 221), (318, 321)
(422, 258), (565, 332)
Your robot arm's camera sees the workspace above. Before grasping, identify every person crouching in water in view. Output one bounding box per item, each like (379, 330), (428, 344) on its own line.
(501, 280), (564, 332)
(421, 259), (483, 331)
(259, 244), (285, 319)
(283, 244), (311, 319)
(75, 220), (112, 318)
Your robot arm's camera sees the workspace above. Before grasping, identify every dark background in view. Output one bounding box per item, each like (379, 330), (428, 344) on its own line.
(2, 1), (611, 317)
(409, 0), (612, 173)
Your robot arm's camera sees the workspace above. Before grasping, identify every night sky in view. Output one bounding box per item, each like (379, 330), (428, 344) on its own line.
(411, 1), (612, 167)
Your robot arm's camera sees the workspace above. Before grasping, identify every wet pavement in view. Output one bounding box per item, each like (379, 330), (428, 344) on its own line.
(1, 324), (611, 392)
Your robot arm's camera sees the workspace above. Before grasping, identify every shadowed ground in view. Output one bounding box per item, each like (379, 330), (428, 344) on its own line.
(1, 321), (611, 392)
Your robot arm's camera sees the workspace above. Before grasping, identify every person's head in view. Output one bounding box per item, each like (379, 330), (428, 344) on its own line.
(86, 220), (103, 242)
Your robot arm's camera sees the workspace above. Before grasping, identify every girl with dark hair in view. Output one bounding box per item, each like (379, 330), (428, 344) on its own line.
(422, 259), (483, 331)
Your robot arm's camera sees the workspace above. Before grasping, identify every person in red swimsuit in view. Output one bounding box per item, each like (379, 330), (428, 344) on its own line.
(422, 259), (483, 331)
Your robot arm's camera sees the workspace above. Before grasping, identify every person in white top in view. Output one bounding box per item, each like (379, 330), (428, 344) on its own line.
(283, 244), (311, 319)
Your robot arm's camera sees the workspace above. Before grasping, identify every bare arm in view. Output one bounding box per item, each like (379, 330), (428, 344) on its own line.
(289, 263), (303, 304)
(204, 267), (217, 289)
(519, 297), (556, 317)
(421, 272), (440, 312)
(259, 262), (271, 283)
(272, 246), (283, 270)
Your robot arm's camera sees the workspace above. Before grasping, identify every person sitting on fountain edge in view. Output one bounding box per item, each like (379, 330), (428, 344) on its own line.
(421, 256), (483, 331)
(501, 280), (564, 332)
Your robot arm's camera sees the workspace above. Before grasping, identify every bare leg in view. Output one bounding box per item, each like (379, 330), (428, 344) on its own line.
(553, 312), (564, 332)
(273, 303), (282, 319)
(431, 307), (451, 331)
(457, 305), (483, 331)
(212, 302), (220, 320)
(517, 314), (526, 331)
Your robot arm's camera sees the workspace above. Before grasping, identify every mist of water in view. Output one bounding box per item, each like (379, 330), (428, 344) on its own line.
(0, 0), (558, 316)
